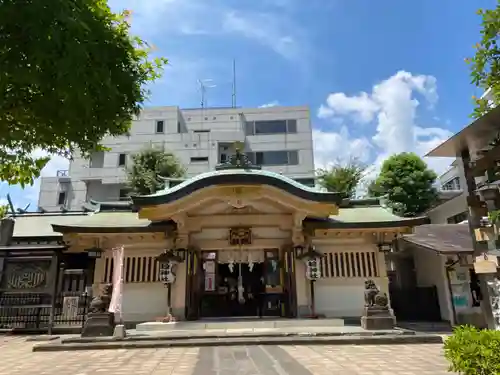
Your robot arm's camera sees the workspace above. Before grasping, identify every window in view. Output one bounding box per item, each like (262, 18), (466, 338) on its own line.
(89, 151), (104, 168)
(245, 119), (298, 135)
(247, 150), (299, 166)
(155, 120), (164, 133)
(119, 188), (130, 201)
(57, 191), (67, 205)
(441, 177), (461, 191)
(118, 153), (127, 167)
(287, 119), (297, 133)
(177, 121), (181, 133)
(447, 211), (468, 224)
(190, 156), (209, 163)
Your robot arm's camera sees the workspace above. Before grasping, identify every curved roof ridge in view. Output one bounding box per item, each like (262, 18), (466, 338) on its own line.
(132, 168), (343, 207)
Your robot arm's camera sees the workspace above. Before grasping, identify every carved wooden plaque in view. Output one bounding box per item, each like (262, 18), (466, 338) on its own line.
(2, 261), (50, 290)
(229, 227), (252, 245)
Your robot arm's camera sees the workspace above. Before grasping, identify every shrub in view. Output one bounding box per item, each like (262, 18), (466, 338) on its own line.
(444, 325), (500, 374)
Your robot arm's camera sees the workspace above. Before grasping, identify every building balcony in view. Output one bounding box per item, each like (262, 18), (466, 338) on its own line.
(71, 167), (127, 184)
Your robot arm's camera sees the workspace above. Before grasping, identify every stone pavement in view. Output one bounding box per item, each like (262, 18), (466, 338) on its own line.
(0, 335), (453, 375)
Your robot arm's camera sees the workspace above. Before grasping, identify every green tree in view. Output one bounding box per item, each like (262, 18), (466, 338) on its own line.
(366, 179), (384, 197)
(126, 147), (186, 195)
(467, 1), (500, 118)
(316, 159), (366, 199)
(0, 0), (168, 186)
(0, 204), (8, 219)
(371, 152), (438, 216)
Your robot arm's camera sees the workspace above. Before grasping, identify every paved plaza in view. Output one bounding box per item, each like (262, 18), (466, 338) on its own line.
(0, 336), (453, 375)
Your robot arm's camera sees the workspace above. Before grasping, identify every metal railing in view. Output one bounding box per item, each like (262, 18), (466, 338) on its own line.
(0, 292), (91, 331)
(56, 170), (69, 177)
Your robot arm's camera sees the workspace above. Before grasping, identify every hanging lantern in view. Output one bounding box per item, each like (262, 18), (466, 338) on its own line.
(297, 245), (323, 281)
(305, 258), (321, 280)
(156, 249), (184, 284)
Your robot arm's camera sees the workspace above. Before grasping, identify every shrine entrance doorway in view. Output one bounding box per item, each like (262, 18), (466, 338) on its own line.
(201, 262), (264, 318)
(196, 249), (286, 319)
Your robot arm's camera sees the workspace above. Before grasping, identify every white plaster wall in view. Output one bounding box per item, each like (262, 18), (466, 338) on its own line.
(122, 283), (168, 322)
(412, 248), (450, 321)
(308, 239), (389, 318)
(121, 264), (186, 322)
(314, 278), (381, 317)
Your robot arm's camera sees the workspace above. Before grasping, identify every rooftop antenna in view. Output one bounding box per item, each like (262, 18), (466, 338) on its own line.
(197, 79), (216, 109)
(6, 194), (16, 217)
(231, 59), (237, 108)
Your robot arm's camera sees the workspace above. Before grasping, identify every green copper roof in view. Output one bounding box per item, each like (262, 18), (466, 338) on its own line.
(152, 169), (322, 196)
(51, 211), (172, 233)
(12, 212), (90, 238)
(132, 168), (342, 207)
(9, 200), (427, 237)
(306, 200), (429, 229)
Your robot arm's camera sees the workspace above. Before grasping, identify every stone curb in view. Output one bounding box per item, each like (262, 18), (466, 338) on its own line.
(32, 334), (444, 352)
(60, 329), (415, 344)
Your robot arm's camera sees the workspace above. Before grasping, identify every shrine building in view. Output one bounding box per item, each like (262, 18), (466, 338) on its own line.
(0, 154), (427, 328)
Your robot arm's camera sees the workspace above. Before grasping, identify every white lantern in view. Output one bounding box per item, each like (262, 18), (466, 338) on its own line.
(305, 258), (321, 280)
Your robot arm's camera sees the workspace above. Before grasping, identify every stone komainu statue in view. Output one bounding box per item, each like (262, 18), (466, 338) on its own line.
(89, 284), (113, 313)
(364, 279), (389, 308)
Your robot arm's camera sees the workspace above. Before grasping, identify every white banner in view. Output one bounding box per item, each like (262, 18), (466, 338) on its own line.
(108, 246), (125, 322)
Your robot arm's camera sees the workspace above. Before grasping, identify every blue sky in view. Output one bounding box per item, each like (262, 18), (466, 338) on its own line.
(1, 0), (496, 209)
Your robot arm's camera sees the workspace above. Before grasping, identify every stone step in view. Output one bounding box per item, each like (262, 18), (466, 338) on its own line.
(135, 318), (345, 332)
(60, 327), (414, 344)
(32, 334), (445, 352)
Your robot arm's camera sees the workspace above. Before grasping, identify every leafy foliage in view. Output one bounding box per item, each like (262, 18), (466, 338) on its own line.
(316, 159), (366, 199)
(444, 325), (500, 375)
(370, 153), (438, 216)
(488, 209), (500, 224)
(467, 2), (500, 118)
(0, 0), (168, 186)
(126, 147), (186, 195)
(366, 179), (384, 197)
(0, 204), (9, 219)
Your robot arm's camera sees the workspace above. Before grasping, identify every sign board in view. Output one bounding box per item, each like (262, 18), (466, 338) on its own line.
(474, 254), (499, 274)
(204, 275), (215, 292)
(62, 296), (80, 320)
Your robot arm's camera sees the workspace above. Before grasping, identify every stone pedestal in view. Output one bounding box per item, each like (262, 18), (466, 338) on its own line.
(361, 306), (396, 330)
(81, 312), (116, 337)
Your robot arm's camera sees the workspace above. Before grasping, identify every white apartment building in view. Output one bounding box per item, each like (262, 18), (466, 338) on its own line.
(427, 159), (468, 224)
(426, 85), (496, 224)
(37, 105), (316, 211)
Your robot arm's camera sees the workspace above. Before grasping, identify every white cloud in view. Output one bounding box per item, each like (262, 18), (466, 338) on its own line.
(109, 0), (305, 60)
(222, 11), (301, 60)
(313, 126), (372, 170)
(318, 92), (379, 123)
(315, 71), (454, 186)
(259, 101), (280, 108)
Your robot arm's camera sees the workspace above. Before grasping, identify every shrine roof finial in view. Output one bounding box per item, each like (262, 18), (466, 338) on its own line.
(215, 141), (261, 171)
